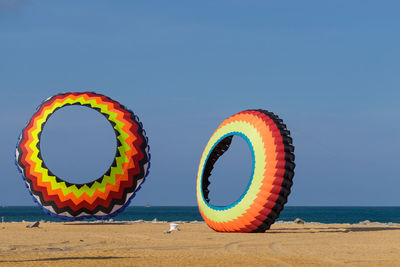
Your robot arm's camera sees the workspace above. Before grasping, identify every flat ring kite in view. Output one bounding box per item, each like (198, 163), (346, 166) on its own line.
(196, 109), (295, 232)
(15, 92), (150, 220)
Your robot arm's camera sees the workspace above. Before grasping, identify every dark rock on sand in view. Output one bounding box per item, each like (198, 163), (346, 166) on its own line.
(26, 221), (40, 228)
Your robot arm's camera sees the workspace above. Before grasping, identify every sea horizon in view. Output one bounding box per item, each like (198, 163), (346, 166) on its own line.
(1, 206), (399, 224)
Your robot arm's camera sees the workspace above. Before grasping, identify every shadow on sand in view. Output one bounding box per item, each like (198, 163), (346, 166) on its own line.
(63, 222), (129, 225)
(0, 256), (133, 263)
(267, 226), (400, 234)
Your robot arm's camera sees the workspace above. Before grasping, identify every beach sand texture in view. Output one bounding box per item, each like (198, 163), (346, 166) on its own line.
(0, 222), (399, 266)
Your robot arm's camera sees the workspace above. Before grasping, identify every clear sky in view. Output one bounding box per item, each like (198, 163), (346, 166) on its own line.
(1, 0), (399, 206)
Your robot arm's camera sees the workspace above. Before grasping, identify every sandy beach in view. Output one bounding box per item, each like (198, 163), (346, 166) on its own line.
(0, 221), (399, 266)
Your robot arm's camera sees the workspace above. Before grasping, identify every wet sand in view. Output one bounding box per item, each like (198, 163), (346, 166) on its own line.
(0, 221), (399, 266)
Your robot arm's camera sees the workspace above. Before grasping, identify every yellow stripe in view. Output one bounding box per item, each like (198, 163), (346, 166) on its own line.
(196, 120), (269, 223)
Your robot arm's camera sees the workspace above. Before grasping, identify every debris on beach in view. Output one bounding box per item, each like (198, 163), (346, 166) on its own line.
(26, 221), (40, 228)
(164, 223), (180, 234)
(359, 220), (371, 225)
(169, 223), (180, 231)
(294, 218), (305, 224)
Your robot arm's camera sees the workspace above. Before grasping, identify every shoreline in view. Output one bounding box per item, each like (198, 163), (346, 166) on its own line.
(2, 219), (400, 226)
(2, 206), (400, 225)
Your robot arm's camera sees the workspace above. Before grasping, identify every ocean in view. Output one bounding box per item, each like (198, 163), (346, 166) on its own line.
(1, 206), (399, 224)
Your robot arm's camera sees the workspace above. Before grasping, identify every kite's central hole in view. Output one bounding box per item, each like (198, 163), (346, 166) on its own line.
(208, 136), (253, 207)
(40, 105), (116, 184)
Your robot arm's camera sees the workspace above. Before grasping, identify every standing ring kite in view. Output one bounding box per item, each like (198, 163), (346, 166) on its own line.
(196, 109), (295, 232)
(15, 92), (150, 220)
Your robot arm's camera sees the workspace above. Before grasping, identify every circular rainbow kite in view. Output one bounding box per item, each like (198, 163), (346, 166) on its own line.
(15, 92), (150, 220)
(196, 109), (295, 232)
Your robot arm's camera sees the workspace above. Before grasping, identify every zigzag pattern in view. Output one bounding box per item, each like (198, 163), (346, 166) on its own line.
(16, 92), (150, 220)
(197, 109), (295, 232)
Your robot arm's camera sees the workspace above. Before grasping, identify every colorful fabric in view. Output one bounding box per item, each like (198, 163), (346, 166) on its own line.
(196, 110), (295, 232)
(15, 92), (150, 220)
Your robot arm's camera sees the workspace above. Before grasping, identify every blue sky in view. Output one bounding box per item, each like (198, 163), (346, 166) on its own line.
(1, 0), (399, 206)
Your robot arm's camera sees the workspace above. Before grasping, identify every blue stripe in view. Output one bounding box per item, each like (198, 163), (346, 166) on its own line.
(200, 131), (255, 211)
